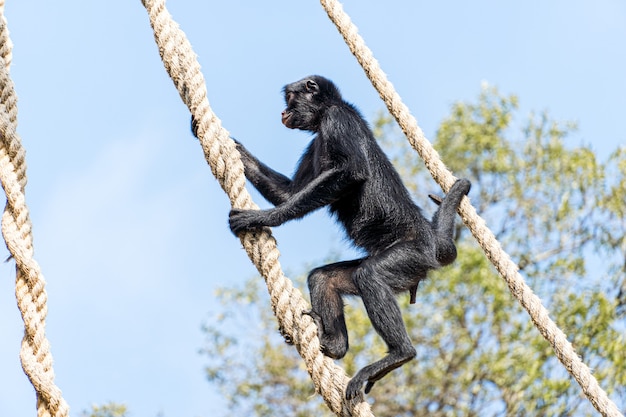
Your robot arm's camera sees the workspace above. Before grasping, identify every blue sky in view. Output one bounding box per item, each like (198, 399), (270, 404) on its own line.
(0, 1), (624, 416)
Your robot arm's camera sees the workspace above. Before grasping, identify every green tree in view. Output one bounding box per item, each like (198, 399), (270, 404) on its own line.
(202, 85), (626, 416)
(80, 403), (128, 417)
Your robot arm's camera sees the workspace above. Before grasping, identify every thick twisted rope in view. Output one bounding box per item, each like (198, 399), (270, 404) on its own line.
(0, 5), (69, 417)
(140, 1), (373, 415)
(319, 1), (624, 416)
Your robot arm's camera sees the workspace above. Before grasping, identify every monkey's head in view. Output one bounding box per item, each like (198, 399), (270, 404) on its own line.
(281, 75), (342, 132)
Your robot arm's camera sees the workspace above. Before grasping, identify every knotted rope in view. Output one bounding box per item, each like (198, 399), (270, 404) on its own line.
(140, 0), (373, 415)
(318, 1), (623, 416)
(0, 3), (70, 417)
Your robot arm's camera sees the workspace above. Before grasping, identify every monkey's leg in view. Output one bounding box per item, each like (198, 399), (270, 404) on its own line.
(346, 246), (428, 399)
(305, 260), (361, 359)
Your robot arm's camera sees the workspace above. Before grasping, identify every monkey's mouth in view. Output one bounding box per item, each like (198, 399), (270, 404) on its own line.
(281, 110), (294, 128)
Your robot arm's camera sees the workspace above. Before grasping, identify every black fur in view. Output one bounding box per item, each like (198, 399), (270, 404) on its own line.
(228, 75), (470, 399)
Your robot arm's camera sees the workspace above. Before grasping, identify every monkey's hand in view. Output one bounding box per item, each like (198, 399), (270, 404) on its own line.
(233, 141), (253, 169)
(228, 208), (279, 235)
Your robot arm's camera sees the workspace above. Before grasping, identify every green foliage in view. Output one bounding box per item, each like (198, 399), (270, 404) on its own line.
(202, 85), (626, 416)
(80, 403), (128, 417)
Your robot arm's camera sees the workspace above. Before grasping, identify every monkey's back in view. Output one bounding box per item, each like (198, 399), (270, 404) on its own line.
(328, 127), (433, 255)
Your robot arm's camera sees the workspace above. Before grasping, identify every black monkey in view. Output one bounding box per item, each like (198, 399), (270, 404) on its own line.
(228, 75), (471, 399)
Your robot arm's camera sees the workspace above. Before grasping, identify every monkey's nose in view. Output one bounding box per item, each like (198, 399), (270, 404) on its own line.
(281, 110), (293, 127)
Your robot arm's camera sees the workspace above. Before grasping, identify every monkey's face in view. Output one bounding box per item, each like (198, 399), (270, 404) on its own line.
(281, 78), (321, 132)
(281, 76), (342, 133)
(280, 90), (300, 129)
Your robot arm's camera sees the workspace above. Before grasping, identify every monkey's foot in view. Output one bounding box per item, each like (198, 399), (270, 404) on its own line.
(302, 309), (322, 325)
(346, 374), (374, 400)
(345, 349), (416, 399)
(346, 371), (385, 399)
(278, 325), (294, 345)
(302, 309), (324, 340)
(302, 309), (348, 359)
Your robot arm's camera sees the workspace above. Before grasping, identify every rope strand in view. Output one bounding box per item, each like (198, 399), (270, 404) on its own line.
(318, 1), (623, 416)
(140, 1), (373, 415)
(0, 5), (69, 417)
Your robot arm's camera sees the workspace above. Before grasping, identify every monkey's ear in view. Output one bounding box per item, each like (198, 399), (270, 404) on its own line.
(306, 79), (319, 93)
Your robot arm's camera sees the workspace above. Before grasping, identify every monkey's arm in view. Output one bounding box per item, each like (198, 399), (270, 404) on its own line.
(229, 166), (363, 235)
(234, 140), (294, 206)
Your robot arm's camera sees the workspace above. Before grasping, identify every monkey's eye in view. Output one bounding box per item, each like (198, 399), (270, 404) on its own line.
(286, 91), (295, 105)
